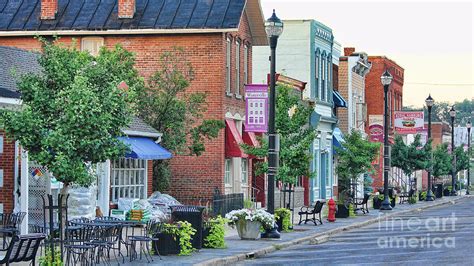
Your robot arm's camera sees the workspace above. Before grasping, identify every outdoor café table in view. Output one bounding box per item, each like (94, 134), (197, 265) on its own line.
(94, 218), (144, 258)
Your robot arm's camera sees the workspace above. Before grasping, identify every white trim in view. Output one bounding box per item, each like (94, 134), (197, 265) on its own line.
(0, 28), (238, 37)
(0, 97), (21, 105)
(122, 130), (162, 139)
(97, 160), (111, 216)
(20, 149), (28, 234)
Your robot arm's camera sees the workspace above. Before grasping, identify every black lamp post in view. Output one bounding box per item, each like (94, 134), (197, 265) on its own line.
(449, 106), (457, 196)
(262, 9), (283, 239)
(380, 70), (393, 210)
(425, 95), (435, 201)
(467, 121), (471, 195)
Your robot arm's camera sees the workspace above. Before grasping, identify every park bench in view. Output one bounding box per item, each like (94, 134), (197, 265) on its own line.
(298, 201), (325, 226)
(399, 189), (415, 204)
(0, 233), (46, 266)
(353, 194), (370, 214)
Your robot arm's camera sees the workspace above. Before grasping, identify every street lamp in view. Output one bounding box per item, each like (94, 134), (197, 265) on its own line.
(467, 121), (471, 195)
(425, 95), (435, 201)
(263, 9), (283, 239)
(449, 106), (457, 196)
(380, 70), (393, 210)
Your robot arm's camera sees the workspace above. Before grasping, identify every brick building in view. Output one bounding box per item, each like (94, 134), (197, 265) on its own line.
(364, 56), (404, 189)
(0, 0), (267, 212)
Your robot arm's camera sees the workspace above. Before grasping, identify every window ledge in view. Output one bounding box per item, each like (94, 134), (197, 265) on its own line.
(226, 92), (233, 97)
(235, 94), (242, 99)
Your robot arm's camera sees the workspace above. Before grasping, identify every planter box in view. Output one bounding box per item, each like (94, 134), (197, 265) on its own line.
(373, 198), (381, 209)
(154, 232), (180, 255)
(335, 204), (349, 218)
(236, 220), (261, 240)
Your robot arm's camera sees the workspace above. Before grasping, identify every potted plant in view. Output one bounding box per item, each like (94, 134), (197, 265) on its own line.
(274, 208), (292, 232)
(155, 221), (197, 256)
(373, 193), (383, 209)
(225, 209), (275, 240)
(335, 190), (351, 218)
(202, 216), (228, 249)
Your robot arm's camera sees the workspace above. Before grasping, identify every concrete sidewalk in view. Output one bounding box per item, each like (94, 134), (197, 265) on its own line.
(123, 195), (468, 266)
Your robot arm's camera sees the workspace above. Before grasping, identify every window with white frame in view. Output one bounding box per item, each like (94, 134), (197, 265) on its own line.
(244, 45), (249, 86)
(224, 159), (232, 185)
(81, 37), (104, 56)
(226, 38), (231, 94)
(321, 58), (326, 101)
(241, 158), (248, 183)
(315, 53), (319, 99)
(235, 40), (241, 96)
(111, 158), (147, 203)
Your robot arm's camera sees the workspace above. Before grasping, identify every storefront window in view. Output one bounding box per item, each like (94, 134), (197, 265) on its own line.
(111, 158), (146, 203)
(241, 158), (248, 183)
(225, 159), (231, 185)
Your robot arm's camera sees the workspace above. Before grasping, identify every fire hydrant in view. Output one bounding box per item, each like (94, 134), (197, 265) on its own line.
(327, 198), (336, 222)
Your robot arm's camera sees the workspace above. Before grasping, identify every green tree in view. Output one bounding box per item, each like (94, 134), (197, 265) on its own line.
(432, 143), (451, 178)
(335, 130), (380, 193)
(0, 40), (141, 187)
(391, 134), (431, 181)
(453, 146), (470, 174)
(136, 47), (224, 191)
(243, 85), (316, 185)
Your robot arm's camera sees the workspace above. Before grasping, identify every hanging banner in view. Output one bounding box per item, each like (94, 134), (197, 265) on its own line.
(245, 84), (269, 132)
(368, 115), (384, 143)
(394, 111), (424, 134)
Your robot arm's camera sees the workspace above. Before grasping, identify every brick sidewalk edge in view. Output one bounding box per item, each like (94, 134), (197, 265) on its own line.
(196, 195), (470, 266)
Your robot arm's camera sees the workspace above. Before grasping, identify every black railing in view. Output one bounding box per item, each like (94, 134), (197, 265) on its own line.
(212, 189), (244, 217)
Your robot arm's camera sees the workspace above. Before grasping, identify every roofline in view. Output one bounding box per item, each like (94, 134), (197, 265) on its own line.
(0, 28), (238, 37)
(0, 97), (21, 105)
(122, 130), (162, 139)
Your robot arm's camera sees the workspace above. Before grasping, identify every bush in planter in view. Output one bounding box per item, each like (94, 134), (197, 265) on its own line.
(203, 216), (228, 249)
(225, 209), (275, 240)
(274, 208), (292, 232)
(419, 191), (427, 201)
(408, 193), (418, 204)
(160, 221), (197, 256)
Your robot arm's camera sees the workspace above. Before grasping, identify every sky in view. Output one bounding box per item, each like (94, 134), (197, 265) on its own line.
(260, 0), (473, 108)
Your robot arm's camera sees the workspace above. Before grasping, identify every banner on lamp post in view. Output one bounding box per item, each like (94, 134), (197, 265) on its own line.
(394, 111), (424, 134)
(368, 115), (384, 143)
(245, 84), (268, 132)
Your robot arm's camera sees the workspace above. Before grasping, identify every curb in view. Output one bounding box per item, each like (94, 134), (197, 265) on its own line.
(196, 195), (469, 266)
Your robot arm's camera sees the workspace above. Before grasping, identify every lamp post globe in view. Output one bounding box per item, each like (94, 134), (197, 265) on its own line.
(425, 94), (435, 201)
(449, 106), (457, 196)
(466, 121), (471, 195)
(262, 9), (283, 239)
(380, 70), (393, 210)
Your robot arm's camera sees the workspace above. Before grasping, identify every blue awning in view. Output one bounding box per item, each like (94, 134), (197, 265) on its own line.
(333, 127), (345, 151)
(333, 91), (348, 108)
(118, 137), (172, 160)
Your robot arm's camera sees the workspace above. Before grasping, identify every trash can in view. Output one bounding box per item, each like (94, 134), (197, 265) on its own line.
(435, 184), (443, 199)
(171, 205), (205, 249)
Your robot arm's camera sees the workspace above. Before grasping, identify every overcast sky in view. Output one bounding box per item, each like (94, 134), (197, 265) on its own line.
(260, 0), (473, 107)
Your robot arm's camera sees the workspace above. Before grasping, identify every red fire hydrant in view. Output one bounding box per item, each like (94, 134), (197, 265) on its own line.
(327, 198), (336, 222)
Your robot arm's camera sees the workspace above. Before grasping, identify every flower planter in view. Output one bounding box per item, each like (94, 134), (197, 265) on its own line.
(154, 232), (180, 255)
(236, 220), (261, 240)
(335, 204), (350, 218)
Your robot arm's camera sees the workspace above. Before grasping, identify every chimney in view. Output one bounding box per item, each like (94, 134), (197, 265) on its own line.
(344, 47), (355, 56)
(41, 0), (58, 20)
(118, 0), (136, 19)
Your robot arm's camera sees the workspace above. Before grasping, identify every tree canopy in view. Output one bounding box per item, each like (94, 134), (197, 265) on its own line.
(391, 134), (431, 177)
(432, 143), (451, 178)
(243, 85), (316, 184)
(335, 130), (380, 191)
(0, 40), (142, 186)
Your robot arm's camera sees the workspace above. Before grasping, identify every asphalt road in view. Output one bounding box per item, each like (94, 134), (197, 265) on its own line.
(243, 197), (474, 266)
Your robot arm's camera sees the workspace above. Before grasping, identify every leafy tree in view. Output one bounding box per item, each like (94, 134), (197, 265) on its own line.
(432, 143), (451, 178)
(243, 85), (316, 185)
(335, 130), (380, 193)
(453, 146), (470, 174)
(136, 47), (224, 191)
(0, 40), (141, 187)
(391, 134), (431, 181)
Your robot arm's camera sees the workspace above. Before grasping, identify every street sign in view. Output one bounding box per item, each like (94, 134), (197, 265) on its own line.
(245, 84), (268, 132)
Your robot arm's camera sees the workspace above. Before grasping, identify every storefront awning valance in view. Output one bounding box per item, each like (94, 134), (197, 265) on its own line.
(118, 137), (172, 160)
(225, 119), (247, 158)
(333, 91), (348, 108)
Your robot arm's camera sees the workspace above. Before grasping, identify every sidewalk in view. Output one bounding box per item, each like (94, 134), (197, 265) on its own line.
(124, 195), (468, 266)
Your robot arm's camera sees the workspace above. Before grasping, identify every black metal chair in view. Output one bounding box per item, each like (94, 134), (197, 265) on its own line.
(128, 220), (162, 262)
(0, 233), (46, 266)
(298, 201), (325, 226)
(91, 223), (124, 264)
(0, 212), (26, 249)
(64, 223), (97, 266)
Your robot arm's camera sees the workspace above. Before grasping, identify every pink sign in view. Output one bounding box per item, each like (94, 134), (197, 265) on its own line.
(245, 84), (268, 132)
(394, 111), (424, 134)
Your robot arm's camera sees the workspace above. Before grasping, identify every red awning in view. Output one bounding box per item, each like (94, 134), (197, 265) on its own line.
(242, 129), (259, 159)
(225, 119), (247, 158)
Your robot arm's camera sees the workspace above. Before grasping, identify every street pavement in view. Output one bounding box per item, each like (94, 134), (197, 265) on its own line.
(242, 197), (474, 265)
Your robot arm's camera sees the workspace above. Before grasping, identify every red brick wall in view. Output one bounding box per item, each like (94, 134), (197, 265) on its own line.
(0, 130), (15, 213)
(365, 56), (404, 190)
(40, 0), (58, 20)
(0, 12), (254, 207)
(118, 0), (135, 19)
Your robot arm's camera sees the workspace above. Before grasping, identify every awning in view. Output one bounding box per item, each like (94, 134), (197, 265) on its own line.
(243, 128), (259, 158)
(118, 137), (172, 160)
(225, 119), (247, 158)
(333, 91), (348, 108)
(333, 127), (345, 151)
